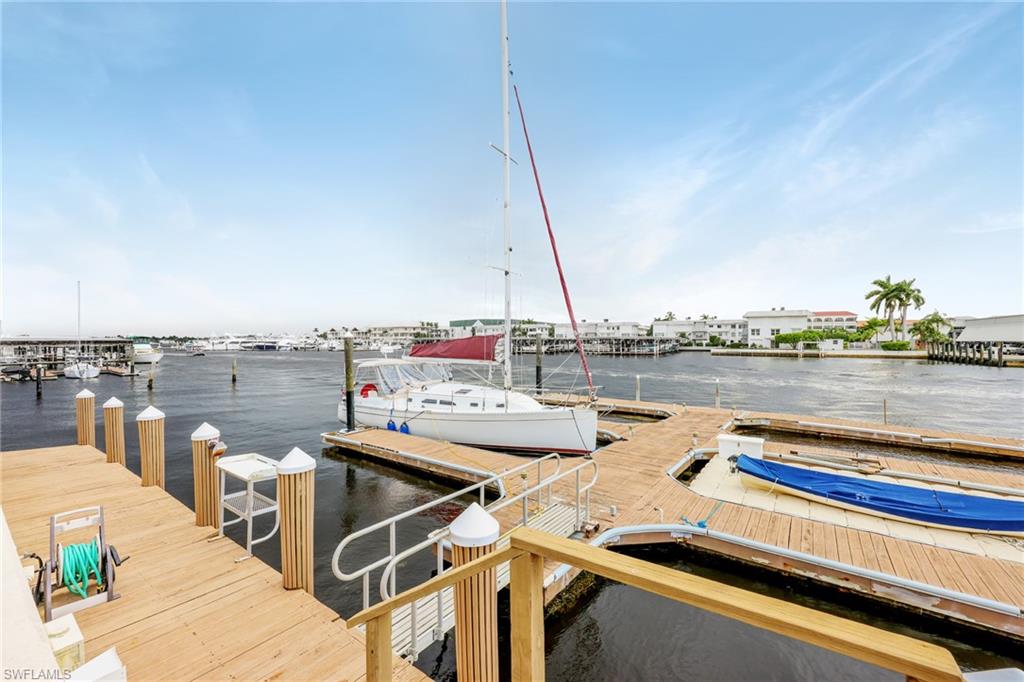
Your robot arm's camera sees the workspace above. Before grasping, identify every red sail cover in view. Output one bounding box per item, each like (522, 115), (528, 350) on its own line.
(409, 334), (501, 362)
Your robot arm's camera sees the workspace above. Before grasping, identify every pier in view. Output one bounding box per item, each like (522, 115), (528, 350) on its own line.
(323, 397), (1024, 651)
(0, 337), (134, 369)
(1, 444), (426, 681)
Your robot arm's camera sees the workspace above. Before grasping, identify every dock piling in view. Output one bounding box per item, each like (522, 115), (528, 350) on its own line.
(883, 398), (888, 425)
(997, 342), (1004, 367)
(191, 422), (222, 527)
(35, 364), (43, 399)
(535, 335), (543, 391)
(344, 332), (355, 431)
(635, 375), (641, 401)
(232, 357), (237, 385)
(75, 389), (96, 447)
(147, 367), (155, 391)
(450, 503), (499, 682)
(102, 397), (125, 466)
(715, 378), (721, 409)
(137, 406), (166, 488)
(278, 447), (316, 594)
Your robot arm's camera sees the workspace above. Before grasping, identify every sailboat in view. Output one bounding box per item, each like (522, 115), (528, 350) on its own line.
(64, 281), (100, 379)
(338, 1), (598, 454)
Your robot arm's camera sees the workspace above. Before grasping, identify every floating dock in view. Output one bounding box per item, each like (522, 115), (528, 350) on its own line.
(1, 444), (427, 681)
(323, 397), (1024, 643)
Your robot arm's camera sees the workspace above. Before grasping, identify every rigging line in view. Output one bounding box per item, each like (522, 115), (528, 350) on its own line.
(511, 83), (596, 401)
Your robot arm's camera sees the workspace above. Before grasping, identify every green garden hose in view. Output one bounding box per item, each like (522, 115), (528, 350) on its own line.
(61, 540), (102, 598)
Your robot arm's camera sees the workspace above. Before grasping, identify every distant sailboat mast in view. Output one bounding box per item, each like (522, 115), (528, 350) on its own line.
(76, 280), (82, 361)
(500, 0), (513, 392)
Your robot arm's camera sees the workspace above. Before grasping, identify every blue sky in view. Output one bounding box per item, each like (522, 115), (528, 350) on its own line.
(2, 2), (1021, 336)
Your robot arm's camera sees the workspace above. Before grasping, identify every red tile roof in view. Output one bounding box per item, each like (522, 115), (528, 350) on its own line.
(812, 310), (857, 317)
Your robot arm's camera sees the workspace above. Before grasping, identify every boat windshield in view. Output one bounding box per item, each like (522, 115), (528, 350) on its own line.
(417, 363), (451, 382)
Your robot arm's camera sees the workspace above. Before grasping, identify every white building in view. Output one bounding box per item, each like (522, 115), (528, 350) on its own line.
(447, 319), (553, 338)
(808, 311), (859, 333)
(743, 308), (812, 348)
(554, 320), (643, 338)
(651, 318), (747, 345)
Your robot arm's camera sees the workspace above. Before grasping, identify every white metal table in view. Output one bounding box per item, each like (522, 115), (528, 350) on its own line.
(216, 453), (280, 560)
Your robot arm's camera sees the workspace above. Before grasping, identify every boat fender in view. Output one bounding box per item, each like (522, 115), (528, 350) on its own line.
(399, 422), (410, 435)
(386, 419), (397, 431)
(360, 383), (377, 398)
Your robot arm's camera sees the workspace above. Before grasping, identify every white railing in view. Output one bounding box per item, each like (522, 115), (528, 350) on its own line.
(331, 452), (564, 610)
(374, 457), (599, 657)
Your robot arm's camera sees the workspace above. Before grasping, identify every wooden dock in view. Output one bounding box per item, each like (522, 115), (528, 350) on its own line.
(1, 444), (427, 682)
(323, 398), (1024, 641)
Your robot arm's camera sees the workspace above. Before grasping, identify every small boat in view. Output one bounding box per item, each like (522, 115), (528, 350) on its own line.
(736, 454), (1024, 536)
(133, 342), (164, 364)
(191, 351), (206, 357)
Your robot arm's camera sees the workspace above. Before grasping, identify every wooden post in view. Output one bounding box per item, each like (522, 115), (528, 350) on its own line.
(35, 364), (43, 399)
(635, 374), (641, 401)
(715, 378), (721, 409)
(344, 333), (355, 431)
(365, 615), (393, 682)
(147, 366), (155, 391)
(278, 447), (316, 594)
(510, 551), (545, 682)
(997, 341), (1004, 367)
(102, 397), (125, 466)
(232, 356), (237, 385)
(535, 335), (543, 390)
(137, 406), (166, 488)
(450, 503), (499, 682)
(75, 389), (96, 447)
(883, 399), (888, 424)
(987, 344), (994, 366)
(191, 422), (222, 527)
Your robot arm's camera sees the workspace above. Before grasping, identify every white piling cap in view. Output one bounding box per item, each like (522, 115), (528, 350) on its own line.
(449, 503), (499, 548)
(136, 405), (165, 422)
(75, 389), (95, 399)
(191, 422), (220, 441)
(103, 397), (123, 409)
(278, 447), (316, 474)
(343, 331), (353, 338)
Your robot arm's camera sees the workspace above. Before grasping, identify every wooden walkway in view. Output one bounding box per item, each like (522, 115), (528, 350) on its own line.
(1, 444), (427, 682)
(325, 399), (1024, 639)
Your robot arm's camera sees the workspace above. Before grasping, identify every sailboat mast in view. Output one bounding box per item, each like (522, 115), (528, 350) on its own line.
(76, 280), (82, 358)
(500, 0), (513, 392)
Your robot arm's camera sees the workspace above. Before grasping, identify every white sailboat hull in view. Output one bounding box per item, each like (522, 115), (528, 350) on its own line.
(339, 400), (597, 454)
(64, 362), (100, 379)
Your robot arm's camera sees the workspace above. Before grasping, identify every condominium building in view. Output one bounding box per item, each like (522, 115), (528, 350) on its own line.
(554, 320), (644, 338)
(651, 319), (747, 344)
(448, 319), (554, 338)
(808, 311), (859, 333)
(743, 308), (812, 348)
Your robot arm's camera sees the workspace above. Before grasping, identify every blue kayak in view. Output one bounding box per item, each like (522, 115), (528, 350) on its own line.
(736, 454), (1024, 535)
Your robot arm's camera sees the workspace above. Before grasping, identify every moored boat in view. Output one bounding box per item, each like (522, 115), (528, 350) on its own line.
(736, 454), (1024, 536)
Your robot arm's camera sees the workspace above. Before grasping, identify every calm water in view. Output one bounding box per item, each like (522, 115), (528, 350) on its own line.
(2, 351), (1022, 679)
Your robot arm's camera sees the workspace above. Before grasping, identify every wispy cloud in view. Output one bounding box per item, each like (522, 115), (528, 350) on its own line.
(948, 212), (1023, 235)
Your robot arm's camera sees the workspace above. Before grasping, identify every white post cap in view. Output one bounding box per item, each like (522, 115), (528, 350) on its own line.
(136, 405), (165, 422)
(450, 503), (499, 548)
(76, 389), (95, 399)
(191, 422), (220, 441)
(278, 447), (316, 474)
(103, 396), (123, 409)
(343, 331), (353, 338)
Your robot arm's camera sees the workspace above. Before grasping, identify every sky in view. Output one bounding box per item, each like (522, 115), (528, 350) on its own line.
(2, 2), (1021, 337)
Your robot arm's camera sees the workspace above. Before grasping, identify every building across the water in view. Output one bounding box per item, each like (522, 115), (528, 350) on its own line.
(651, 318), (748, 344)
(448, 319), (554, 338)
(808, 311), (859, 333)
(743, 308), (813, 348)
(554, 320), (644, 338)
(0, 336), (133, 368)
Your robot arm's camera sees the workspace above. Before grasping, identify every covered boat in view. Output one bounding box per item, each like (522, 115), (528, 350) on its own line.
(736, 454), (1024, 536)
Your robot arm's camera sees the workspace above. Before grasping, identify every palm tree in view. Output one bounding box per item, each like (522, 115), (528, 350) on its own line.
(865, 276), (899, 340)
(860, 317), (886, 346)
(894, 279), (925, 341)
(909, 311), (950, 344)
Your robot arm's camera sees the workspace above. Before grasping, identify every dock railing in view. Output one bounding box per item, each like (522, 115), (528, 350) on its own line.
(332, 452), (567, 610)
(349, 527), (966, 682)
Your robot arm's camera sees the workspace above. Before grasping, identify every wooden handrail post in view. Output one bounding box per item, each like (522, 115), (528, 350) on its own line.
(510, 550), (545, 682)
(190, 422), (222, 527)
(451, 502), (500, 682)
(75, 389), (96, 446)
(365, 615), (392, 682)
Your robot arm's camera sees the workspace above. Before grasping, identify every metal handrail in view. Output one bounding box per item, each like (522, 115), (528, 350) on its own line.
(330, 451), (563, 609)
(373, 457), (599, 659)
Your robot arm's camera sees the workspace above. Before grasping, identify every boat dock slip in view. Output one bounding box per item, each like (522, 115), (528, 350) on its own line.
(1, 444), (426, 682)
(323, 398), (1024, 642)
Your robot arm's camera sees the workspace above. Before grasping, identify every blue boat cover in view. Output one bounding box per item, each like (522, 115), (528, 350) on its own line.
(736, 454), (1024, 534)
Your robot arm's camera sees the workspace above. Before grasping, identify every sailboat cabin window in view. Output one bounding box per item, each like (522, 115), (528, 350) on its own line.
(496, 403), (505, 408)
(439, 400), (454, 406)
(469, 402), (479, 407)
(422, 398), (437, 404)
